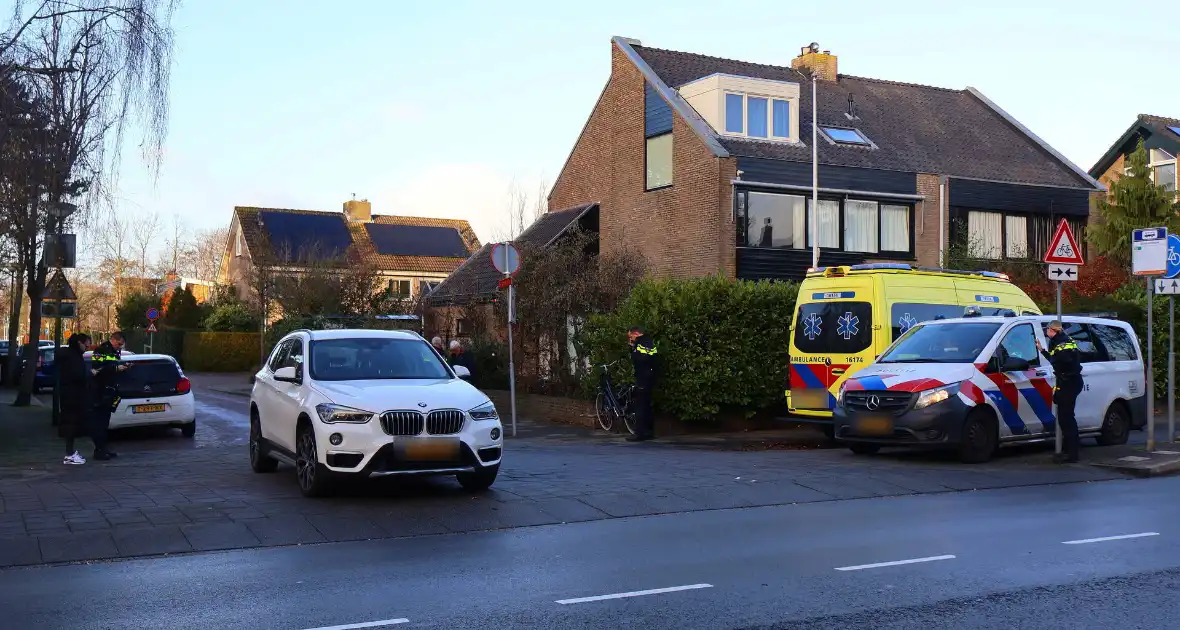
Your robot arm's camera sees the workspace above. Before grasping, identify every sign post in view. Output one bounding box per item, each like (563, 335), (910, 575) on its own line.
(43, 270), (76, 427)
(145, 307), (160, 353)
(490, 243), (521, 437)
(1162, 233), (1180, 443)
(1134, 227), (1168, 451)
(1043, 219), (1085, 455)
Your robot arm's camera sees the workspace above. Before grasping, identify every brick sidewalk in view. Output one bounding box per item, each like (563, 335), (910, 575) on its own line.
(0, 436), (1127, 568)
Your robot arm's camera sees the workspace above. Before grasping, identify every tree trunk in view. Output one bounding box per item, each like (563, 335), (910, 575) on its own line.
(4, 269), (25, 387)
(14, 262), (45, 406)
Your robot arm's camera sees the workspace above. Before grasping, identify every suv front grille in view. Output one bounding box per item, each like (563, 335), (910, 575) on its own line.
(844, 390), (913, 414)
(380, 411), (425, 436)
(426, 410), (464, 435)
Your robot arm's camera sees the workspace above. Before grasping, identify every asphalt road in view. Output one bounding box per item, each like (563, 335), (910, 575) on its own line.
(4, 474), (1179, 629)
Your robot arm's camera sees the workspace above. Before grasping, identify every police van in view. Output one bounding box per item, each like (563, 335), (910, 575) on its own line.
(831, 315), (1147, 463)
(786, 263), (1042, 432)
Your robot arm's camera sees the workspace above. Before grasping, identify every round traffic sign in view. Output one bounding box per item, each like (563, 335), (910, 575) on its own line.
(490, 242), (521, 275)
(146, 307), (160, 321)
(1167, 234), (1180, 279)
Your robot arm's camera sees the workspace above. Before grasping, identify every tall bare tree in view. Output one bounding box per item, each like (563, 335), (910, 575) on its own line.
(2, 0), (179, 405)
(131, 208), (159, 276)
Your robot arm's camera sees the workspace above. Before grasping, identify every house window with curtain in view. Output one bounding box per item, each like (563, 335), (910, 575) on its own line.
(806, 199), (840, 248)
(844, 200), (879, 253)
(1150, 148), (1177, 192)
(746, 192), (805, 248)
(645, 133), (673, 190)
(1004, 215), (1028, 258)
(967, 211), (1003, 259)
(723, 93), (794, 141)
(881, 204), (910, 252)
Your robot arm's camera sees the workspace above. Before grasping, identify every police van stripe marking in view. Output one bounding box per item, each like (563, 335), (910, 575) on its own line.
(985, 390), (1030, 435)
(855, 375), (888, 391)
(1018, 386), (1055, 428)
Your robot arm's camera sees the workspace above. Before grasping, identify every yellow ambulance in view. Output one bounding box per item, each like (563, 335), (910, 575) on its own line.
(786, 263), (1041, 431)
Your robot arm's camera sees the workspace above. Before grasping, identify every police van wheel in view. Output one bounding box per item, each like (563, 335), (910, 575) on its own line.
(1096, 403), (1130, 446)
(958, 409), (998, 464)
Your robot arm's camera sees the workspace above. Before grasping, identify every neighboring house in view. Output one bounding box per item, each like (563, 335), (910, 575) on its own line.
(425, 203), (598, 339)
(156, 272), (215, 303)
(1089, 114), (1180, 192)
(544, 37), (1104, 280)
(219, 199), (480, 303)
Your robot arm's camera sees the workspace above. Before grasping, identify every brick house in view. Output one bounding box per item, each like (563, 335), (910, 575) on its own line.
(1089, 114), (1179, 192)
(545, 37), (1104, 280)
(219, 199), (480, 304)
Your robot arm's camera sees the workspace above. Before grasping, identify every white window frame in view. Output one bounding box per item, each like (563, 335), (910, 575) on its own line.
(1149, 148), (1177, 191)
(723, 92), (795, 142)
(235, 224), (242, 257)
(387, 278), (412, 297)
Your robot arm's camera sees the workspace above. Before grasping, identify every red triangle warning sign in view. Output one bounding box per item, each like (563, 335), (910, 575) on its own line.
(1043, 219), (1085, 265)
(146, 322), (158, 333)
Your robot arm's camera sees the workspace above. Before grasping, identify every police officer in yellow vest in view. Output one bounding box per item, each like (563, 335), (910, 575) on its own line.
(627, 325), (659, 442)
(90, 332), (130, 461)
(1036, 321), (1084, 463)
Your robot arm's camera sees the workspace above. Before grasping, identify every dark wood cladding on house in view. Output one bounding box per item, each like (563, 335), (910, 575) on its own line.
(736, 247), (867, 282)
(736, 158), (917, 195)
(644, 83), (672, 138)
(948, 178), (1090, 216)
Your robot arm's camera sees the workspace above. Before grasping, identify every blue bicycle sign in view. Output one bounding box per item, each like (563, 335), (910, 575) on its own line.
(1167, 234), (1180, 279)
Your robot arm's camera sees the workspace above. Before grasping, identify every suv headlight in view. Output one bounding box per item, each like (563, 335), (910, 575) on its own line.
(913, 382), (962, 410)
(315, 403), (374, 424)
(468, 401), (499, 421)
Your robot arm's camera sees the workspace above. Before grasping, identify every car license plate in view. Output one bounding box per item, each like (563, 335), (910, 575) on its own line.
(399, 438), (460, 461)
(792, 388), (829, 410)
(854, 414), (893, 435)
(132, 404), (166, 414)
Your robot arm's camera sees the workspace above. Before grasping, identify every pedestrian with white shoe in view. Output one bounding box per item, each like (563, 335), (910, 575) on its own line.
(57, 333), (92, 465)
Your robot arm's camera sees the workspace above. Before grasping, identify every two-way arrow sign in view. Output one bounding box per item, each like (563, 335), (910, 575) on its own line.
(1047, 263), (1079, 282)
(1155, 278), (1180, 295)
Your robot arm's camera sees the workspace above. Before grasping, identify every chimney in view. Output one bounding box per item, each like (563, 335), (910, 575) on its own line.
(343, 198), (372, 222)
(791, 42), (838, 82)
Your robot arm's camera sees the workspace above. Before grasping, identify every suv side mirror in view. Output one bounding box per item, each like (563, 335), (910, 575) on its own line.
(274, 366), (300, 383)
(453, 365), (471, 380)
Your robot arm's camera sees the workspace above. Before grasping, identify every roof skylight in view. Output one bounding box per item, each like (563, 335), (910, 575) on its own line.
(1168, 125), (1180, 137)
(821, 126), (870, 145)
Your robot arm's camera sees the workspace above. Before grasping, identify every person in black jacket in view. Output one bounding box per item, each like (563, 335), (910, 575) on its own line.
(627, 325), (659, 442)
(57, 333), (92, 465)
(90, 332), (130, 461)
(1036, 321), (1084, 463)
(448, 340), (475, 376)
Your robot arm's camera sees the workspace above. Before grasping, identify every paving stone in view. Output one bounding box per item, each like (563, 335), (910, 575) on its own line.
(304, 514), (387, 542)
(38, 531), (118, 563)
(244, 516), (327, 546)
(0, 535), (40, 566)
(531, 497), (612, 523)
(180, 522), (260, 551)
(113, 525), (193, 557)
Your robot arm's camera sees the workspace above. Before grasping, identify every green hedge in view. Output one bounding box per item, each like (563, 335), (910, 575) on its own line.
(581, 275), (798, 422)
(183, 332), (263, 372)
(124, 329), (187, 365)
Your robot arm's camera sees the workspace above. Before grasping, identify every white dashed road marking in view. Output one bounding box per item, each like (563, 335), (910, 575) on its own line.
(835, 554), (956, 572)
(301, 619), (409, 630)
(556, 583), (714, 605)
(1063, 532), (1160, 545)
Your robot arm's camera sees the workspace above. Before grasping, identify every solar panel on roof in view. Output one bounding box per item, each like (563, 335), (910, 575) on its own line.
(364, 223), (468, 258)
(1169, 126), (1180, 137)
(257, 211), (353, 262)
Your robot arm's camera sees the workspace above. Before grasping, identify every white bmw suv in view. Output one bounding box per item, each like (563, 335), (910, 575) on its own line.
(249, 329), (504, 497)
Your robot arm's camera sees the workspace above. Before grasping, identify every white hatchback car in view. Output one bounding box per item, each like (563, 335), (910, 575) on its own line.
(249, 329), (504, 497)
(84, 352), (196, 436)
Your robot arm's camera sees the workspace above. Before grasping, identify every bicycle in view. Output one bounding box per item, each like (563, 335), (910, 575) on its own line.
(594, 360), (636, 435)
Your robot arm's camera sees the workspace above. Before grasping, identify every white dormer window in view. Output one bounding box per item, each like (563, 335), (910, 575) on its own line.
(724, 93), (791, 140)
(678, 74), (800, 143)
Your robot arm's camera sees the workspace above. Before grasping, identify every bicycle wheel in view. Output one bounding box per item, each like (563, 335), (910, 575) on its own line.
(595, 391), (614, 432)
(618, 386), (637, 436)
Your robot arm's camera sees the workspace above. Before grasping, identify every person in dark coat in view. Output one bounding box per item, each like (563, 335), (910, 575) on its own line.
(627, 325), (659, 442)
(90, 332), (129, 461)
(448, 340), (475, 376)
(1036, 321), (1084, 464)
(57, 333), (92, 465)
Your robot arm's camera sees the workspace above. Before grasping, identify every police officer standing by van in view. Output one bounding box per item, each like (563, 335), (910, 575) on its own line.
(1037, 321), (1083, 463)
(627, 325), (658, 442)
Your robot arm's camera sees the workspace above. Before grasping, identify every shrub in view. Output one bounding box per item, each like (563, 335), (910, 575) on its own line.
(204, 302), (257, 332)
(115, 292), (161, 331)
(581, 275), (798, 422)
(183, 332), (263, 372)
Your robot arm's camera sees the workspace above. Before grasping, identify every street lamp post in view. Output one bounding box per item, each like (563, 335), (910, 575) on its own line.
(811, 70), (819, 269)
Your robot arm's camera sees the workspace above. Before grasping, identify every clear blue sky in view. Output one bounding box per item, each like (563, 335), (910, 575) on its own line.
(112, 0), (1176, 245)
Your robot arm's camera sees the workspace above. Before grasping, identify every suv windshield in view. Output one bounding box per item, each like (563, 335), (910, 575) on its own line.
(309, 338), (451, 381)
(878, 322), (1001, 363)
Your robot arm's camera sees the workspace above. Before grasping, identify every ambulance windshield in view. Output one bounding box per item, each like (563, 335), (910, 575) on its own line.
(878, 322), (1001, 364)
